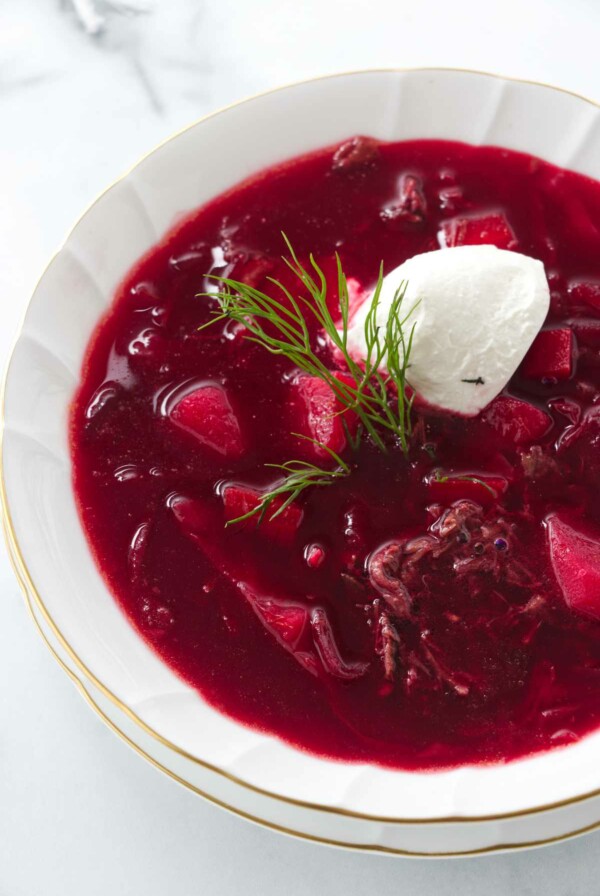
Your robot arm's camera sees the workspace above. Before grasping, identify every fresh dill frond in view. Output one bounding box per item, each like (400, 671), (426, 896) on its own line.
(342, 419), (363, 453)
(432, 470), (497, 497)
(199, 235), (418, 455)
(226, 436), (350, 528)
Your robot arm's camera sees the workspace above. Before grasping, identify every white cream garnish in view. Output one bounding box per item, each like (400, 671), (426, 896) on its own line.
(345, 245), (550, 416)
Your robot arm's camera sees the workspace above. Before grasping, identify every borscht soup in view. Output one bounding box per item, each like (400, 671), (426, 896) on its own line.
(71, 138), (600, 770)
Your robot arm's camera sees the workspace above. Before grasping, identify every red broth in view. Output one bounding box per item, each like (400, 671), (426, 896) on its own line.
(71, 138), (600, 770)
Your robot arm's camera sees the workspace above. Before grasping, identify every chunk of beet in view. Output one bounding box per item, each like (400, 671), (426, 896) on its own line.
(332, 136), (379, 172)
(290, 374), (357, 459)
(427, 473), (508, 507)
(547, 514), (600, 621)
(380, 174), (427, 226)
(520, 328), (574, 380)
(572, 320), (600, 349)
(170, 385), (244, 458)
(439, 212), (517, 250)
(237, 583), (318, 674)
(222, 484), (303, 544)
(252, 596), (309, 650)
(483, 396), (552, 445)
(568, 280), (600, 314)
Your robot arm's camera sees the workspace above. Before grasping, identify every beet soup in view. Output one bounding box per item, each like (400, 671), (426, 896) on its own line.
(71, 138), (600, 771)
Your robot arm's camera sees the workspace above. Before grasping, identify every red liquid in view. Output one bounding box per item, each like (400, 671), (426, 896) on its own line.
(71, 138), (600, 770)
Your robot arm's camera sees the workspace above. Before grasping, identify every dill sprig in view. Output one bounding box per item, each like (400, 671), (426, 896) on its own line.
(226, 435), (350, 527)
(432, 470), (497, 497)
(199, 236), (418, 455)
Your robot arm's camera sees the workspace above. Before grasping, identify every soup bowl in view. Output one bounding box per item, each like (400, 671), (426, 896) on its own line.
(5, 68), (600, 856)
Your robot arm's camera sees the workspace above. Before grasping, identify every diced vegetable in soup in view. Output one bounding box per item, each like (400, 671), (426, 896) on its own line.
(72, 138), (600, 770)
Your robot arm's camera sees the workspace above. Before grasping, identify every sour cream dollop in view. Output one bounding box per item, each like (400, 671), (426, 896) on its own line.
(345, 245), (550, 416)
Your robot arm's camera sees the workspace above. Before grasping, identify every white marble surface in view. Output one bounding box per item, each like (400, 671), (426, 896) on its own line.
(4, 1), (600, 892)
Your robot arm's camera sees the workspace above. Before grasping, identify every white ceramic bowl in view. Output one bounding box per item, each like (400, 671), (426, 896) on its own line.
(5, 68), (600, 857)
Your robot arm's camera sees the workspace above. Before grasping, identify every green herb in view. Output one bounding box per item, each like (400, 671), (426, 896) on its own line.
(342, 419), (363, 452)
(199, 235), (418, 455)
(433, 470), (497, 496)
(226, 435), (350, 527)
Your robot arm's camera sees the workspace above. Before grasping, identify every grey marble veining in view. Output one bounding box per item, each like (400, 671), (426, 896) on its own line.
(3, 1), (600, 893)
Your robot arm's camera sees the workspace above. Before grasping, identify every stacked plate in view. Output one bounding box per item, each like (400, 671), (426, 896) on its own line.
(5, 68), (600, 855)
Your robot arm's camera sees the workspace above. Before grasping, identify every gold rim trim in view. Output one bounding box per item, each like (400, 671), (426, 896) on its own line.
(4, 67), (600, 830)
(9, 535), (600, 859)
